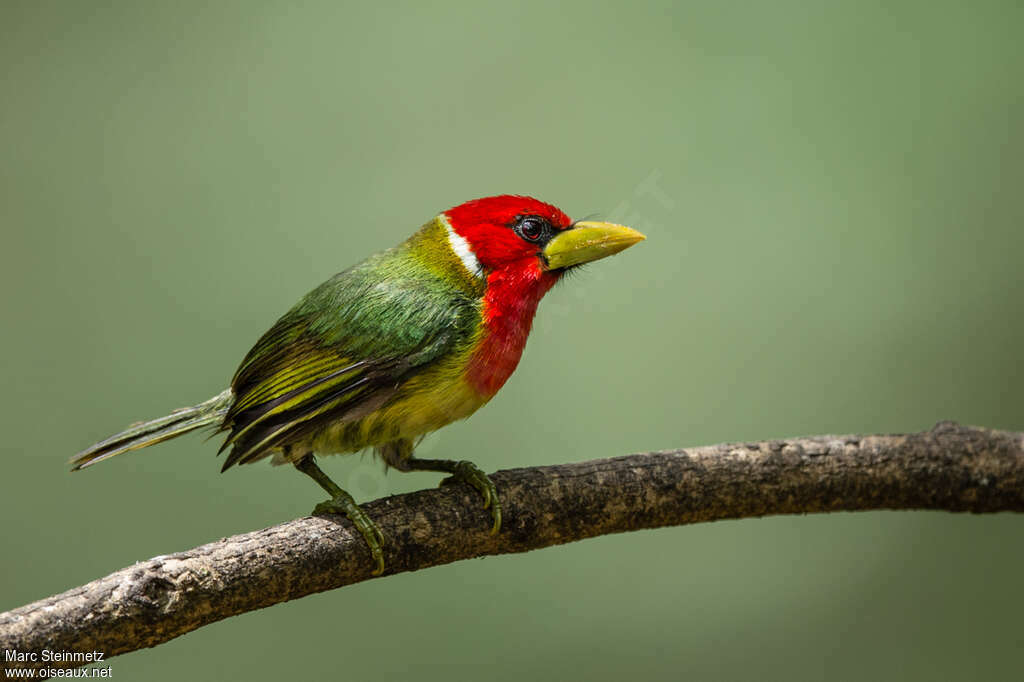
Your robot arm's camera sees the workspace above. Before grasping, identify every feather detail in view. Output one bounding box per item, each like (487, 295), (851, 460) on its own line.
(465, 259), (558, 397)
(217, 219), (485, 468)
(440, 214), (484, 280)
(70, 389), (233, 470)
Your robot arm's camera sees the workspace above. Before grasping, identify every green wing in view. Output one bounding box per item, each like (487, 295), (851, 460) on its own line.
(219, 252), (478, 469)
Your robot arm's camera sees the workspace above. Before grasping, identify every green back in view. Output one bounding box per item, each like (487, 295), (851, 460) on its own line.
(220, 223), (483, 467)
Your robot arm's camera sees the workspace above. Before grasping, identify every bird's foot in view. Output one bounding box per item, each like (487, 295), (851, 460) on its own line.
(442, 460), (502, 535)
(313, 495), (386, 575)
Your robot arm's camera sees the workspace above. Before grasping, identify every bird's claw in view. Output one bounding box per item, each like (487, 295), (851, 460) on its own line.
(443, 460), (502, 535)
(313, 496), (386, 575)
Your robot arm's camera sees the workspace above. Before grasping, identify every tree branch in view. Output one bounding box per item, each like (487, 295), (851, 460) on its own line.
(2, 422), (1022, 671)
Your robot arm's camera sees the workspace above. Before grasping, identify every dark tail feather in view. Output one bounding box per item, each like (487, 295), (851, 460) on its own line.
(70, 389), (233, 470)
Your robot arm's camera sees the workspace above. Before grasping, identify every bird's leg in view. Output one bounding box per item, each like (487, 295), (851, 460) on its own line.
(293, 452), (385, 575)
(412, 458), (502, 534)
(380, 439), (501, 534)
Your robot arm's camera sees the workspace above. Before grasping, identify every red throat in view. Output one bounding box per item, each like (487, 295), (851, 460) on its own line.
(444, 195), (572, 397)
(465, 260), (559, 397)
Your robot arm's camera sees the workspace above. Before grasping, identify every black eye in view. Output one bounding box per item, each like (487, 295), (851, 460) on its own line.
(514, 216), (547, 243)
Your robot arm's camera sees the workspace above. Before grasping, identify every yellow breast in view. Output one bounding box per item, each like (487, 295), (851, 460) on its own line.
(310, 351), (489, 455)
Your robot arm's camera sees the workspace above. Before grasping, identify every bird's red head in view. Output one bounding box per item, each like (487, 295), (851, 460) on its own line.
(439, 194), (646, 397)
(443, 195), (573, 273)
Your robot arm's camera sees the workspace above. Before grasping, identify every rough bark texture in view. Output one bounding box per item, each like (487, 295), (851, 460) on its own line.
(2, 422), (1022, 671)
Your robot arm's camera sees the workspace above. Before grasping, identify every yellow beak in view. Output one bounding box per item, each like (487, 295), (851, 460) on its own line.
(542, 221), (647, 270)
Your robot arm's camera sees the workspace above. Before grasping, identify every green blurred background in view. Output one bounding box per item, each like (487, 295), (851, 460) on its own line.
(2, 1), (1022, 679)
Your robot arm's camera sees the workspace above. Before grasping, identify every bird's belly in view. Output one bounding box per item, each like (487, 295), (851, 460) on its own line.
(309, 369), (487, 455)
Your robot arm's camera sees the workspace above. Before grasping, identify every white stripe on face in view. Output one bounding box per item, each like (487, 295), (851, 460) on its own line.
(441, 214), (484, 280)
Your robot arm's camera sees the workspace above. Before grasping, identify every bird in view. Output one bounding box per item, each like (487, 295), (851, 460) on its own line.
(71, 195), (646, 574)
